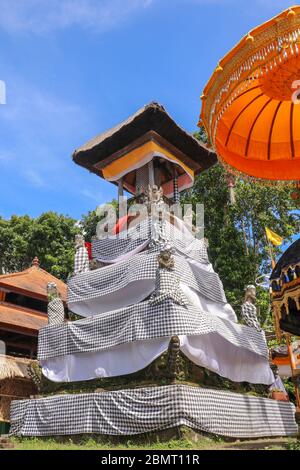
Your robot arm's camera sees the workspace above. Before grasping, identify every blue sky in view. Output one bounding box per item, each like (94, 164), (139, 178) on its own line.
(0, 0), (296, 219)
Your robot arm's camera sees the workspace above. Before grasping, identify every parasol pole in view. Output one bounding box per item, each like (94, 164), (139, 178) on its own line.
(265, 231), (276, 270)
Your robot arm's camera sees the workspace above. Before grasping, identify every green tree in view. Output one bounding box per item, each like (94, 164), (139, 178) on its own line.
(28, 212), (79, 280)
(183, 137), (299, 319)
(81, 199), (119, 241)
(0, 212), (78, 281)
(0, 215), (33, 273)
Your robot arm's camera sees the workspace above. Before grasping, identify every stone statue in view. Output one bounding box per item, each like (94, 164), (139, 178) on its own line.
(157, 248), (175, 271)
(145, 184), (164, 205)
(75, 234), (85, 250)
(74, 234), (90, 275)
(241, 284), (261, 331)
(167, 336), (181, 382)
(150, 247), (189, 307)
(47, 282), (65, 326)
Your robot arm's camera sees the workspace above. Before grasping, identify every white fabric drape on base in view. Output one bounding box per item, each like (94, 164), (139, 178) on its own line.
(41, 337), (170, 382)
(41, 334), (274, 385)
(179, 335), (274, 385)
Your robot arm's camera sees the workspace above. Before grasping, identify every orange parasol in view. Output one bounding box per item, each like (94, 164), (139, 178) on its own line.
(200, 6), (300, 181)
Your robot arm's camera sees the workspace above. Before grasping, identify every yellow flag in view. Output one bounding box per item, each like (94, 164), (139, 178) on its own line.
(265, 227), (283, 246)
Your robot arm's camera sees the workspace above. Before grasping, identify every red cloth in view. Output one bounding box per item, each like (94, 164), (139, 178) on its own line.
(85, 242), (92, 260)
(112, 215), (135, 235)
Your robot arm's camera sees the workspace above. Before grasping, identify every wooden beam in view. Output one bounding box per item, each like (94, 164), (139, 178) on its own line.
(0, 324), (39, 337)
(118, 178), (124, 198)
(148, 161), (155, 187)
(3, 340), (37, 351)
(93, 131), (201, 173)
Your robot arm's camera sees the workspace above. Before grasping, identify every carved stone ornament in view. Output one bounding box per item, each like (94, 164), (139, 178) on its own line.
(157, 248), (175, 271)
(47, 282), (59, 301)
(145, 184), (164, 205)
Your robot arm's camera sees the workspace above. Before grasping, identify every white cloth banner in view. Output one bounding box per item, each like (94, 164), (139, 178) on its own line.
(179, 335), (274, 385)
(41, 337), (170, 382)
(180, 282), (237, 323)
(41, 334), (273, 385)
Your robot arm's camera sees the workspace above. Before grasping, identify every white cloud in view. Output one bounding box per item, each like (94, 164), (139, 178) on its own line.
(1, 85), (80, 129)
(0, 0), (153, 34)
(0, 77), (92, 191)
(24, 169), (47, 188)
(81, 188), (104, 204)
(0, 0), (292, 35)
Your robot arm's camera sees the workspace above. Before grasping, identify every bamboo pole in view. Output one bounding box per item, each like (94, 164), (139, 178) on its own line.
(268, 240), (276, 269)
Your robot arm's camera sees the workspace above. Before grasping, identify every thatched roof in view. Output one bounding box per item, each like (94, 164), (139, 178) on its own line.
(73, 102), (217, 178)
(0, 355), (33, 380)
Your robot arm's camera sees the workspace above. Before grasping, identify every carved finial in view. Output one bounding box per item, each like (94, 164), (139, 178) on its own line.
(287, 8), (296, 18)
(246, 33), (254, 43)
(32, 256), (39, 267)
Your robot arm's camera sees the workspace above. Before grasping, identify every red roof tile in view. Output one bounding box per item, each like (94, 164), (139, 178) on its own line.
(0, 302), (47, 335)
(0, 265), (67, 302)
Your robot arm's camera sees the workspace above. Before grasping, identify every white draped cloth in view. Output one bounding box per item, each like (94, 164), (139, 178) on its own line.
(42, 281), (272, 386)
(41, 333), (274, 385)
(45, 267), (272, 384)
(53, 216), (273, 386)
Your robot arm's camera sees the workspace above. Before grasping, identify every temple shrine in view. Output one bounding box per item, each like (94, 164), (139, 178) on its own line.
(9, 104), (298, 439)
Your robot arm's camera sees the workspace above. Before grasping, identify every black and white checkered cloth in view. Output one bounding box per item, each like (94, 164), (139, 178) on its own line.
(241, 302), (261, 332)
(149, 268), (189, 306)
(67, 252), (226, 311)
(92, 217), (209, 264)
(38, 299), (268, 361)
(47, 298), (65, 326)
(74, 246), (90, 276)
(135, 164), (150, 195)
(173, 175), (179, 204)
(92, 217), (151, 261)
(10, 384), (298, 438)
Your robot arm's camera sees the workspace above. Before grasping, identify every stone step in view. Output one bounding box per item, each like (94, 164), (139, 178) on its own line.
(220, 438), (293, 451)
(0, 436), (14, 449)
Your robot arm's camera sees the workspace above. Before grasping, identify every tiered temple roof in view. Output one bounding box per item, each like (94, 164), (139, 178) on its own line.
(0, 258), (66, 357)
(73, 102), (217, 196)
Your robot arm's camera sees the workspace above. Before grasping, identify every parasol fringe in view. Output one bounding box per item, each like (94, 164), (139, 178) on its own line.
(215, 153), (300, 188)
